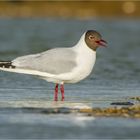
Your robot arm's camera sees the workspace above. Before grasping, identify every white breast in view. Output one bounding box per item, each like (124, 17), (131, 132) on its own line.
(73, 48), (96, 83)
(66, 41), (96, 83)
(45, 32), (96, 84)
(53, 34), (96, 84)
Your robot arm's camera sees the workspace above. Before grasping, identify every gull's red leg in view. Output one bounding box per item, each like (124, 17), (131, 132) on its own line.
(60, 84), (65, 101)
(54, 84), (59, 101)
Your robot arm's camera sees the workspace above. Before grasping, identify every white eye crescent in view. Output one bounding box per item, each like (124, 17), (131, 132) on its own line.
(89, 35), (95, 40)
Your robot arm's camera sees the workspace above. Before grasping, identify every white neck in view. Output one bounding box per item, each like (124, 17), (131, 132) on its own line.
(68, 32), (96, 83)
(73, 32), (96, 55)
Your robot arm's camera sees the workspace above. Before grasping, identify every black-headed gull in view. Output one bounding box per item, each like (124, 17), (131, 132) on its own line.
(0, 30), (107, 101)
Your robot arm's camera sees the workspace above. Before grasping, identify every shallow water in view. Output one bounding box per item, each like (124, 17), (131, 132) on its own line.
(0, 18), (140, 139)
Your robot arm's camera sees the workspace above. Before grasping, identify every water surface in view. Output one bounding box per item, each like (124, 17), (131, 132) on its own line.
(0, 18), (139, 139)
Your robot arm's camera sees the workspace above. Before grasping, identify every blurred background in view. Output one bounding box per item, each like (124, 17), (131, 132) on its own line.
(0, 1), (140, 139)
(0, 1), (139, 18)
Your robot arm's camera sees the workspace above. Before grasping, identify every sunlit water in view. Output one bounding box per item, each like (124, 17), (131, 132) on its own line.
(0, 18), (139, 139)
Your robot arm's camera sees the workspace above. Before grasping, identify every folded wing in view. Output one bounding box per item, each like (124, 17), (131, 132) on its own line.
(12, 48), (77, 75)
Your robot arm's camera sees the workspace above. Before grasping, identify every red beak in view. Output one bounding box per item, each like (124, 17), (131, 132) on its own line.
(95, 39), (107, 47)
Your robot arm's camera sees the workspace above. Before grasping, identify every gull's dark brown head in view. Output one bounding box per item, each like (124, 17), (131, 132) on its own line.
(85, 30), (107, 51)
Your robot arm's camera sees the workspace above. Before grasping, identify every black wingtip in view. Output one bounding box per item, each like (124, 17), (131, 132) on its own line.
(0, 61), (15, 68)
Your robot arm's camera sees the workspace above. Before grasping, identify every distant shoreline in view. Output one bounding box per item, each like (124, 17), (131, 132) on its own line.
(0, 1), (139, 19)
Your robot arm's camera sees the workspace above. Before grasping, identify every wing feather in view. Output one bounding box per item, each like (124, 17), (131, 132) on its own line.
(12, 48), (77, 74)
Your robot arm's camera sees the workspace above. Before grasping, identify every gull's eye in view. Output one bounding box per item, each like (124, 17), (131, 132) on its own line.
(89, 35), (95, 40)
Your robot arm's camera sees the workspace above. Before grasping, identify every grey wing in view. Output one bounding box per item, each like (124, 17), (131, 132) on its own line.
(12, 48), (77, 75)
